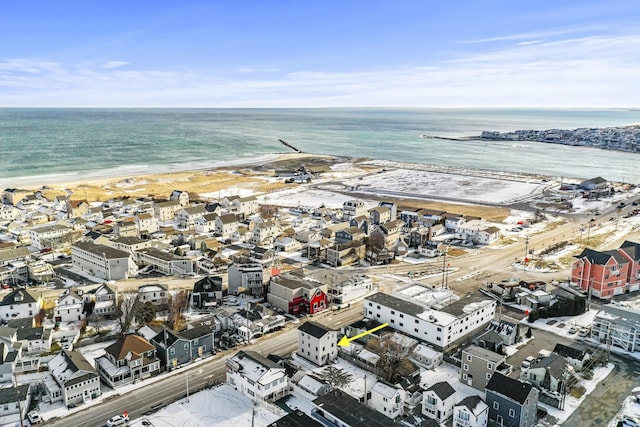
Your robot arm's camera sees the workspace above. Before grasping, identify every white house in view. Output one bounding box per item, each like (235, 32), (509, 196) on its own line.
(423, 381), (457, 423)
(363, 292), (496, 351)
(0, 289), (42, 321)
(453, 396), (489, 427)
(169, 190), (190, 207)
(327, 274), (373, 306)
(175, 205), (207, 229)
(0, 384), (31, 423)
(28, 223), (72, 250)
(87, 283), (118, 317)
(343, 199), (367, 221)
(138, 283), (169, 307)
(477, 226), (501, 245)
(54, 288), (85, 323)
(135, 213), (159, 235)
(136, 248), (194, 276)
(46, 350), (101, 408)
(297, 321), (338, 367)
(411, 344), (443, 369)
(194, 213), (218, 234)
(368, 380), (405, 419)
(226, 350), (288, 402)
(71, 241), (138, 281)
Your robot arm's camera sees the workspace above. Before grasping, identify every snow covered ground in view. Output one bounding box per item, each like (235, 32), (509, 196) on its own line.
(608, 387), (640, 427)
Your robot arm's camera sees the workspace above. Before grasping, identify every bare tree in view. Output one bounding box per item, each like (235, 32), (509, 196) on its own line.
(318, 366), (353, 388)
(366, 334), (407, 382)
(135, 301), (157, 325)
(166, 290), (189, 330)
(117, 294), (139, 337)
(91, 315), (105, 336)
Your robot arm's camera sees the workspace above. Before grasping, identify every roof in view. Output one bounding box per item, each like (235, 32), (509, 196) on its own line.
(298, 321), (335, 339)
(0, 384), (30, 404)
(1, 288), (40, 306)
(553, 343), (587, 361)
(194, 276), (223, 292)
(427, 381), (456, 400)
(456, 395), (488, 416)
(267, 410), (324, 427)
(312, 389), (395, 426)
(576, 247), (627, 265)
(105, 334), (155, 361)
(462, 345), (505, 363)
(530, 353), (568, 378)
(619, 241), (640, 261)
(486, 372), (534, 404)
(73, 241), (131, 259)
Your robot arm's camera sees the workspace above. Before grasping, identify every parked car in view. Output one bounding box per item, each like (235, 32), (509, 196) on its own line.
(578, 328), (590, 338)
(106, 415), (129, 426)
(621, 415), (640, 427)
(27, 411), (41, 424)
(568, 326), (577, 334)
(521, 356), (535, 369)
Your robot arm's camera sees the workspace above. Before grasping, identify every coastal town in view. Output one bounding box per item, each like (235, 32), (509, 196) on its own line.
(1, 155), (640, 427)
(479, 125), (640, 154)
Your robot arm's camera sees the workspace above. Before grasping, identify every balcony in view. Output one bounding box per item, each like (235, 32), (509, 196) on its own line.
(454, 417), (472, 427)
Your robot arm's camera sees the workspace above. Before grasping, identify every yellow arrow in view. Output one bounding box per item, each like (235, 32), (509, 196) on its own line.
(338, 323), (388, 347)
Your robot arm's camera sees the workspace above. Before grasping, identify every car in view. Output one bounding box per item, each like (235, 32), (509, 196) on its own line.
(633, 201), (639, 206)
(106, 415), (129, 426)
(568, 326), (577, 334)
(27, 411), (41, 423)
(521, 356), (535, 369)
(621, 415), (640, 427)
(578, 329), (590, 337)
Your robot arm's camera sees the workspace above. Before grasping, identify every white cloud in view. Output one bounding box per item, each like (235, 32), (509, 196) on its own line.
(1, 32), (639, 107)
(101, 61), (129, 69)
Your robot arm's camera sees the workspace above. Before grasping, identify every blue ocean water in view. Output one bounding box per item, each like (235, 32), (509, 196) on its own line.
(1, 108), (639, 186)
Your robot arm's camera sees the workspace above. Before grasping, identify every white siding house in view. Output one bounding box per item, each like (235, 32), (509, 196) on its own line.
(297, 321), (338, 367)
(226, 350), (288, 402)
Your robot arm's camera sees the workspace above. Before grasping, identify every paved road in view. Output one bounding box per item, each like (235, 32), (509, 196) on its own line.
(45, 303), (363, 427)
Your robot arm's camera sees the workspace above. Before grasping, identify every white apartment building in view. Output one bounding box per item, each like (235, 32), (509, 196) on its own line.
(327, 274), (373, 306)
(591, 303), (640, 352)
(29, 224), (72, 250)
(368, 380), (405, 419)
(136, 248), (193, 276)
(342, 199), (367, 221)
(297, 321), (338, 367)
(138, 283), (169, 307)
(228, 263), (264, 296)
(0, 289), (42, 321)
(226, 350), (288, 402)
(46, 350), (101, 408)
(363, 292), (496, 351)
(54, 288), (85, 323)
(71, 241), (138, 280)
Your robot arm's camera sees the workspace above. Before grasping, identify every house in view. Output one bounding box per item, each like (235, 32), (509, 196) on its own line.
(113, 219), (138, 237)
(192, 276), (223, 309)
(453, 395), (489, 427)
(226, 196), (259, 217)
(169, 190), (190, 207)
(268, 271), (329, 315)
(249, 246), (276, 266)
(369, 380), (405, 419)
(250, 220), (280, 245)
(571, 247), (628, 298)
(591, 303), (640, 352)
(2, 188), (32, 206)
(297, 321), (338, 366)
(0, 288), (42, 321)
(135, 212), (159, 235)
(228, 263), (264, 296)
(422, 381), (457, 423)
(137, 247), (194, 276)
(411, 344), (442, 369)
(343, 199), (367, 221)
(485, 319), (519, 346)
(618, 240), (640, 292)
(0, 384), (31, 423)
(46, 350), (101, 408)
(296, 373), (332, 398)
(54, 287), (85, 323)
(175, 205), (207, 229)
(0, 342), (20, 384)
(28, 223), (73, 250)
(363, 292), (496, 352)
(151, 324), (215, 370)
(485, 373), (538, 427)
(477, 226), (501, 245)
(86, 283), (118, 317)
(310, 388), (396, 427)
(553, 343), (590, 371)
(154, 200), (181, 221)
(71, 241), (138, 280)
(327, 274), (373, 306)
(65, 199), (91, 218)
(137, 283), (169, 307)
(273, 236), (301, 252)
(16, 325), (52, 354)
(214, 213), (239, 238)
(326, 241), (366, 267)
(580, 176), (608, 190)
(526, 353), (569, 393)
(226, 350), (288, 402)
(443, 213), (466, 231)
(335, 227), (367, 244)
(95, 334), (161, 388)
(369, 206), (391, 225)
(104, 235), (153, 255)
(268, 410), (325, 427)
(460, 345), (512, 391)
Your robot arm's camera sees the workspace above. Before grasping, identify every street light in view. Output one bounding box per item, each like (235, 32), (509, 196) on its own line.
(186, 369), (203, 403)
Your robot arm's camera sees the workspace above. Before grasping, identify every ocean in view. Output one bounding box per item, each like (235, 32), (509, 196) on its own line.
(1, 108), (639, 187)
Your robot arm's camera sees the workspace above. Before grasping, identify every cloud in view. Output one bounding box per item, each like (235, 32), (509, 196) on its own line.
(1, 32), (639, 107)
(101, 61), (129, 69)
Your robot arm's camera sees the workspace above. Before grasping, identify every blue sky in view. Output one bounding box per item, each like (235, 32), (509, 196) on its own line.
(1, 0), (639, 107)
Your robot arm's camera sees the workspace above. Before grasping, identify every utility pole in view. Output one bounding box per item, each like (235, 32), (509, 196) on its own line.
(441, 246), (447, 288)
(524, 235), (529, 262)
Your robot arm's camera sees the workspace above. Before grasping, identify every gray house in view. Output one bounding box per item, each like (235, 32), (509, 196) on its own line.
(152, 324), (216, 370)
(485, 373), (538, 427)
(460, 345), (511, 391)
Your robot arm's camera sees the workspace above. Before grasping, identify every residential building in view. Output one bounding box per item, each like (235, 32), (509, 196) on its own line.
(296, 373), (332, 398)
(192, 276), (223, 309)
(619, 240), (640, 292)
(526, 353), (569, 393)
(267, 410), (324, 427)
(54, 287), (85, 323)
(135, 213), (159, 235)
(485, 373), (538, 427)
(226, 350), (288, 402)
(138, 283), (169, 307)
(95, 334), (161, 388)
(368, 380), (404, 419)
(422, 381), (457, 423)
(326, 241), (366, 267)
(169, 190), (190, 207)
(0, 288), (42, 321)
(228, 263), (264, 296)
(460, 345), (511, 391)
(453, 395), (489, 427)
(335, 227), (367, 244)
(411, 344), (442, 369)
(363, 292), (496, 351)
(29, 223), (74, 250)
(86, 283), (118, 317)
(268, 272), (329, 315)
(65, 199), (90, 218)
(369, 206), (391, 225)
(71, 241), (138, 280)
(343, 199), (367, 221)
(103, 236), (152, 255)
(0, 384), (31, 422)
(175, 205), (207, 229)
(297, 321), (338, 366)
(46, 350), (101, 408)
(2, 188), (32, 206)
(215, 213), (239, 238)
(591, 303), (640, 352)
(151, 325), (216, 370)
(16, 326), (52, 354)
(553, 343), (590, 371)
(310, 388), (396, 427)
(137, 248), (194, 276)
(154, 200), (181, 221)
(327, 274), (373, 306)
(571, 247), (628, 298)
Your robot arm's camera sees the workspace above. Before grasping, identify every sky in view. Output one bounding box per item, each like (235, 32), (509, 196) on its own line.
(1, 0), (639, 108)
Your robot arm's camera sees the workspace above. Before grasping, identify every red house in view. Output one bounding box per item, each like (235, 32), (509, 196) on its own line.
(618, 240), (640, 293)
(267, 271), (329, 315)
(572, 248), (629, 299)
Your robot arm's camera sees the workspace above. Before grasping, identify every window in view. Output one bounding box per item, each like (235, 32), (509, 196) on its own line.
(486, 373), (492, 380)
(462, 373), (468, 380)
(487, 362), (493, 370)
(509, 409), (516, 417)
(467, 355), (472, 361)
(463, 364), (469, 371)
(493, 402), (499, 410)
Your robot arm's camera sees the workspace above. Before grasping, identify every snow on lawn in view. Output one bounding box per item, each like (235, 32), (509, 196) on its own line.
(521, 309), (598, 339)
(256, 187), (368, 209)
(608, 388), (640, 426)
(129, 384), (280, 427)
(420, 363), (483, 400)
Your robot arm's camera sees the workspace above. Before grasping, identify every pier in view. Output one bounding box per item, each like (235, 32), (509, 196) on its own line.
(279, 139), (303, 153)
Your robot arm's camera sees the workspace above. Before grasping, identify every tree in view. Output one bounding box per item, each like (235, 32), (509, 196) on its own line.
(117, 294), (138, 337)
(166, 290), (189, 330)
(318, 366), (353, 388)
(91, 314), (105, 336)
(366, 334), (407, 382)
(526, 327), (533, 339)
(135, 301), (157, 325)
